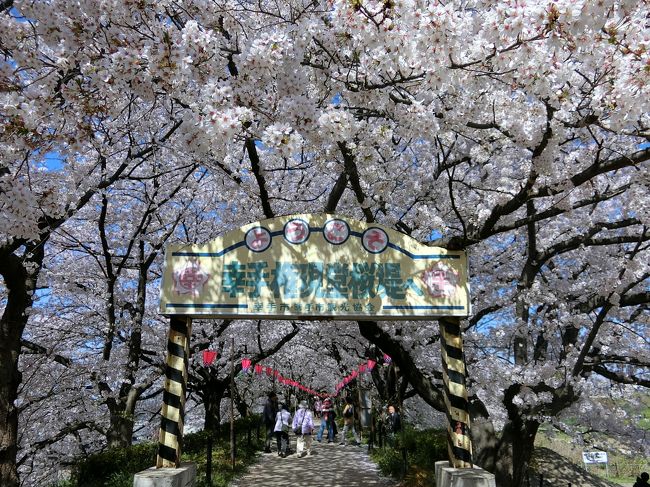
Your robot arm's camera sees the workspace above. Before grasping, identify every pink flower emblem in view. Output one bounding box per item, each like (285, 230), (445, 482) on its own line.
(173, 260), (210, 296)
(421, 262), (460, 298)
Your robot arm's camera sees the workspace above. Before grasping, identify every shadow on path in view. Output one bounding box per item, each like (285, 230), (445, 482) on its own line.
(230, 437), (397, 487)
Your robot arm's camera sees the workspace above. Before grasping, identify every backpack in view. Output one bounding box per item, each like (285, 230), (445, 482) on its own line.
(343, 405), (354, 418)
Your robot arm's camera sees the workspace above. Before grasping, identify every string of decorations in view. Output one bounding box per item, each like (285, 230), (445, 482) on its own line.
(199, 349), (392, 398)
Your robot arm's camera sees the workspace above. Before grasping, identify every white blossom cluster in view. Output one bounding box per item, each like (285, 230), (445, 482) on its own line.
(0, 0), (648, 485)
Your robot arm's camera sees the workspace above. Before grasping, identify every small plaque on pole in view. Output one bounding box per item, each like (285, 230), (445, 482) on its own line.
(582, 451), (608, 464)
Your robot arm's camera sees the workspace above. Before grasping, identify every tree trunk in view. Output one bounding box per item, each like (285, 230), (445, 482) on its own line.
(494, 418), (539, 487)
(106, 409), (135, 449)
(232, 384), (250, 417)
(0, 290), (23, 487)
(470, 386), (540, 487)
(203, 385), (225, 433)
(510, 418), (539, 487)
(0, 249), (42, 487)
(471, 416), (538, 487)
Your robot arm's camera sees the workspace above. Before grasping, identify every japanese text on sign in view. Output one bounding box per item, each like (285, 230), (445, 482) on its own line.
(222, 261), (423, 300)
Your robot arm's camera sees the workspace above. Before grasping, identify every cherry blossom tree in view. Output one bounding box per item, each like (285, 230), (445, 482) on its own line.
(188, 319), (300, 431)
(1, 0), (197, 482)
(1, 0), (649, 486)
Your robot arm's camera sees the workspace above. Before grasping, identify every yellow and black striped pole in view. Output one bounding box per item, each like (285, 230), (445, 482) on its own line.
(157, 316), (192, 467)
(439, 317), (473, 468)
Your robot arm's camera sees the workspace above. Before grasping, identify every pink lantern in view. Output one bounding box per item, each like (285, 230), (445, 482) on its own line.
(241, 358), (252, 372)
(254, 364), (263, 374)
(367, 359), (377, 370)
(383, 353), (392, 364)
(202, 350), (217, 366)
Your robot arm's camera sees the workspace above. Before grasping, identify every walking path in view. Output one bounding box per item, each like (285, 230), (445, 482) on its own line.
(230, 434), (397, 487)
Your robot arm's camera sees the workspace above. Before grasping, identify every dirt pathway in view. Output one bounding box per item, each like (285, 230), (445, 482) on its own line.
(230, 436), (397, 487)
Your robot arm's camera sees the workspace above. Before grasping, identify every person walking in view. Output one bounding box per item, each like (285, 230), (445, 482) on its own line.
(262, 392), (278, 453)
(634, 472), (650, 487)
(274, 403), (292, 457)
(316, 397), (335, 443)
(292, 400), (315, 457)
(314, 396), (323, 419)
(339, 396), (361, 446)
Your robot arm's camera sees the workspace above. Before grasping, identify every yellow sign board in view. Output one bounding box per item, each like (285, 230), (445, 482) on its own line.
(159, 214), (470, 320)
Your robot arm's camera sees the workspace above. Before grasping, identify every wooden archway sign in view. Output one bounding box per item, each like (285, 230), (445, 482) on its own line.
(157, 213), (472, 468)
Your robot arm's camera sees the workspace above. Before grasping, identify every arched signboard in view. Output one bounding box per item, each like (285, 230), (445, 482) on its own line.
(157, 214), (473, 473)
(160, 213), (470, 320)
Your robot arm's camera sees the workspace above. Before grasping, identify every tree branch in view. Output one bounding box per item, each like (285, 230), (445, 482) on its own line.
(245, 138), (274, 218)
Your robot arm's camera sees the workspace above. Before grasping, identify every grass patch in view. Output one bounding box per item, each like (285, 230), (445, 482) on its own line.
(535, 428), (650, 484)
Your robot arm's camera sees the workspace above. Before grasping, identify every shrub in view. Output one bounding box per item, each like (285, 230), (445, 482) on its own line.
(74, 442), (157, 487)
(373, 447), (404, 478)
(399, 427), (447, 469)
(104, 472), (134, 487)
(59, 416), (263, 487)
(371, 428), (447, 484)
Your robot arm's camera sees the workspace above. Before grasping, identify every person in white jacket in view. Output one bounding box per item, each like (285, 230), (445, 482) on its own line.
(292, 400), (315, 457)
(273, 403), (292, 457)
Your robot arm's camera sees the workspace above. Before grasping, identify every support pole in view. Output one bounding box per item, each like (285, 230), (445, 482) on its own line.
(230, 337), (235, 471)
(157, 316), (192, 468)
(439, 317), (473, 468)
(206, 434), (213, 486)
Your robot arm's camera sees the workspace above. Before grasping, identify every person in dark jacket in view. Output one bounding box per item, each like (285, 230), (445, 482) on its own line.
(339, 396), (360, 446)
(633, 472), (650, 487)
(262, 392), (278, 453)
(385, 404), (401, 447)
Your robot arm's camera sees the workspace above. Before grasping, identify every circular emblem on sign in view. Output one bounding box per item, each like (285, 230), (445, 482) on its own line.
(283, 219), (310, 245)
(323, 219), (350, 245)
(362, 227), (389, 253)
(245, 226), (272, 252)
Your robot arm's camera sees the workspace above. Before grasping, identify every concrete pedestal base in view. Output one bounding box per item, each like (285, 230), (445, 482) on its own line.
(133, 463), (196, 487)
(435, 461), (496, 487)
